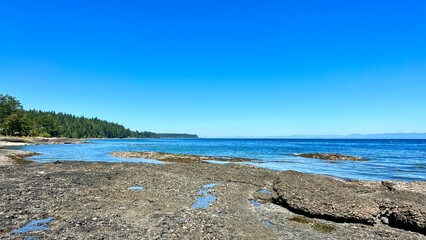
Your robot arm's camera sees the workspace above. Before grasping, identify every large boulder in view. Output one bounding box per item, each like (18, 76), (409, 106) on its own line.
(272, 171), (426, 234)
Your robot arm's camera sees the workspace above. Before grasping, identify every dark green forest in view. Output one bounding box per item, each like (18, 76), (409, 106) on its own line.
(0, 94), (196, 138)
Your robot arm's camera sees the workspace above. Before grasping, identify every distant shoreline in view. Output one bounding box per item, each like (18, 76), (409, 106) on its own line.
(224, 133), (426, 139)
(198, 137), (426, 140)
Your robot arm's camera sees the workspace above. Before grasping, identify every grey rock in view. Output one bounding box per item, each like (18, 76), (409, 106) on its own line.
(272, 171), (426, 234)
(273, 171), (379, 225)
(110, 151), (254, 163)
(293, 153), (366, 161)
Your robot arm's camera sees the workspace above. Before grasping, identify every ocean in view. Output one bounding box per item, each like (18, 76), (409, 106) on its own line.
(17, 138), (426, 181)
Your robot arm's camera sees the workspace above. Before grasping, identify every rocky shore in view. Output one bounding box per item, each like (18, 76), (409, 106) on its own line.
(0, 137), (85, 146)
(273, 171), (426, 233)
(0, 137), (85, 166)
(110, 151), (254, 163)
(293, 153), (366, 161)
(0, 141), (425, 239)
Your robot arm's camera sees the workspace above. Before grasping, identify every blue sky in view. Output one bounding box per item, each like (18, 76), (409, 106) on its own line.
(1, 1), (426, 137)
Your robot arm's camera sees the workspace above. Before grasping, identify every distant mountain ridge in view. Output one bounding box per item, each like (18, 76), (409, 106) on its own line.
(345, 133), (426, 139)
(284, 133), (426, 139)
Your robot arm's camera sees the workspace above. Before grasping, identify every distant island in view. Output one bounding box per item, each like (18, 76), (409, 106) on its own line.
(156, 133), (198, 139)
(0, 94), (197, 139)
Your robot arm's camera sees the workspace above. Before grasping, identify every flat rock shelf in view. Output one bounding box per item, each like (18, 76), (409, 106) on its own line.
(293, 153), (366, 161)
(110, 151), (254, 163)
(1, 159), (425, 239)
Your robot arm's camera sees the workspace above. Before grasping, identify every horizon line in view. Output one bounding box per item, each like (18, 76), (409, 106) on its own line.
(197, 133), (426, 139)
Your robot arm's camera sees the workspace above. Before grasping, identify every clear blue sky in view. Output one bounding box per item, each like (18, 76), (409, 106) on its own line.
(1, 1), (426, 137)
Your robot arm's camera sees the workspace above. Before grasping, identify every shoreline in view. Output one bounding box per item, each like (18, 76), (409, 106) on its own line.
(0, 137), (85, 166)
(0, 139), (425, 239)
(110, 151), (255, 163)
(0, 136), (86, 145)
(0, 141), (34, 166)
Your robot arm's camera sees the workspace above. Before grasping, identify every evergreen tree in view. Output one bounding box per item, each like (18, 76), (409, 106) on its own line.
(0, 94), (158, 138)
(0, 94), (25, 135)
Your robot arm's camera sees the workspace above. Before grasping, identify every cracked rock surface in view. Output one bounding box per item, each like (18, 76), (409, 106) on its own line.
(1, 160), (425, 239)
(273, 171), (426, 234)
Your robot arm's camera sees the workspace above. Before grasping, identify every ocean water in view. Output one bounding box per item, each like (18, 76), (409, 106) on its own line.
(17, 138), (426, 181)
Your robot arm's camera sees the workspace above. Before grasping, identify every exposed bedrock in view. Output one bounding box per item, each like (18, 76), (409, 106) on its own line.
(272, 171), (426, 234)
(293, 153), (366, 161)
(110, 151), (254, 163)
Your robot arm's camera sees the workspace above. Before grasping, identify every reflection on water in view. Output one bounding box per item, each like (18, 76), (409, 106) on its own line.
(250, 199), (262, 208)
(192, 183), (219, 209)
(12, 217), (54, 235)
(25, 236), (40, 240)
(204, 160), (232, 165)
(261, 219), (274, 228)
(128, 185), (145, 191)
(259, 189), (272, 194)
(413, 163), (426, 169)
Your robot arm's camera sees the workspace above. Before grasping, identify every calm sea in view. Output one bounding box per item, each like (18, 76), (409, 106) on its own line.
(17, 139), (426, 181)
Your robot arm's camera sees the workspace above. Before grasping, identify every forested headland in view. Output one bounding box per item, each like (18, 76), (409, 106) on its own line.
(0, 94), (197, 139)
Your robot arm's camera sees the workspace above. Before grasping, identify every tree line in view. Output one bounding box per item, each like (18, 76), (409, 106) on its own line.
(0, 94), (158, 138)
